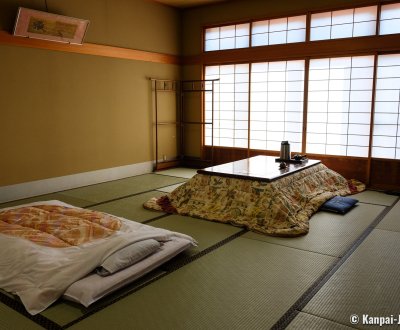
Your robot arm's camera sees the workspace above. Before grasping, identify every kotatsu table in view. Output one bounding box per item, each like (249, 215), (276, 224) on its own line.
(144, 155), (356, 236)
(197, 155), (321, 182)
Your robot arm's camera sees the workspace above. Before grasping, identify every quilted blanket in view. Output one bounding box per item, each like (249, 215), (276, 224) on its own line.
(144, 163), (365, 237)
(0, 205), (122, 248)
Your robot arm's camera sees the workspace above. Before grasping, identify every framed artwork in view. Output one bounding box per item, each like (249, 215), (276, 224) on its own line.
(13, 7), (90, 44)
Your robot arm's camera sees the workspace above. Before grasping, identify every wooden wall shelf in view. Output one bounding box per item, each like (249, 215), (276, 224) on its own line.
(0, 30), (180, 65)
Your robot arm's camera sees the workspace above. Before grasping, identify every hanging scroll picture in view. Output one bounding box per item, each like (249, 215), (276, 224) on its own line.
(13, 7), (89, 44)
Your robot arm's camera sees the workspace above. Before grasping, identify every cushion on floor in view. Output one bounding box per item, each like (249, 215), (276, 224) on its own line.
(320, 196), (358, 214)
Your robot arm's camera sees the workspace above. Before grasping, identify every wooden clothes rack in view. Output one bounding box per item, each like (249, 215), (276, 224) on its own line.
(150, 78), (217, 171)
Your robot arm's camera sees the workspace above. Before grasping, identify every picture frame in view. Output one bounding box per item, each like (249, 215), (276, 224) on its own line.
(13, 7), (90, 44)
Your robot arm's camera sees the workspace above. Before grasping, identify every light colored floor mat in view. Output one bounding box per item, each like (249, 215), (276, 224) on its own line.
(68, 238), (337, 330)
(156, 182), (185, 193)
(352, 190), (398, 206)
(40, 270), (166, 326)
(0, 193), (92, 209)
(150, 214), (242, 255)
(0, 303), (44, 330)
(303, 229), (400, 329)
(287, 312), (356, 329)
(242, 203), (384, 257)
(40, 300), (86, 327)
(59, 174), (186, 204)
(376, 199), (400, 233)
(90, 191), (166, 223)
(154, 167), (198, 179)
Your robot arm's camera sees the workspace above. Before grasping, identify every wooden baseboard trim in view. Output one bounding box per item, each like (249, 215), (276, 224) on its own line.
(155, 160), (181, 170)
(0, 161), (153, 203)
(0, 30), (180, 65)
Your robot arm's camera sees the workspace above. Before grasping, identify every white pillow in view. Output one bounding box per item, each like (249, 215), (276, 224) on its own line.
(96, 239), (161, 276)
(63, 238), (194, 307)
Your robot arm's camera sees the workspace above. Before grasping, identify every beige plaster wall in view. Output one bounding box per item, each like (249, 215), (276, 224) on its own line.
(0, 0), (180, 186)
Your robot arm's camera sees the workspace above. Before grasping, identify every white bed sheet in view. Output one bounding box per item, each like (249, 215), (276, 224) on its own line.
(0, 200), (196, 315)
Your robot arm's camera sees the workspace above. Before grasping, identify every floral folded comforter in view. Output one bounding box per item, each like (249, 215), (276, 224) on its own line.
(144, 163), (365, 237)
(0, 204), (122, 248)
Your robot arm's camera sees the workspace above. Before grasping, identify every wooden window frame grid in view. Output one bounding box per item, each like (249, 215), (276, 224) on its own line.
(199, 1), (400, 187)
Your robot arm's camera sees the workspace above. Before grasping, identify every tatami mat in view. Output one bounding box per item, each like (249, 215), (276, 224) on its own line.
(156, 182), (185, 193)
(0, 193), (92, 209)
(0, 303), (43, 330)
(68, 238), (336, 330)
(302, 229), (400, 329)
(40, 300), (85, 327)
(376, 199), (400, 233)
(89, 191), (166, 223)
(352, 190), (398, 206)
(150, 214), (242, 255)
(0, 174), (186, 210)
(287, 312), (355, 329)
(154, 167), (198, 179)
(40, 270), (166, 327)
(243, 203), (384, 257)
(59, 174), (186, 204)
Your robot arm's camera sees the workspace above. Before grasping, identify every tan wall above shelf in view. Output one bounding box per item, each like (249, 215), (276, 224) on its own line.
(0, 30), (180, 65)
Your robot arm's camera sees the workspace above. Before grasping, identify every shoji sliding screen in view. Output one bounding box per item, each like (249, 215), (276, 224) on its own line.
(306, 56), (374, 157)
(372, 54), (400, 159)
(250, 60), (305, 152)
(204, 64), (249, 148)
(380, 3), (400, 35)
(251, 15), (306, 46)
(204, 61), (304, 152)
(204, 24), (250, 51)
(310, 6), (377, 41)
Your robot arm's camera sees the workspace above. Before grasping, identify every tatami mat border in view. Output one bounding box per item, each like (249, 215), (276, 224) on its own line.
(81, 171), (190, 209)
(83, 188), (166, 209)
(271, 196), (400, 330)
(142, 213), (171, 224)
